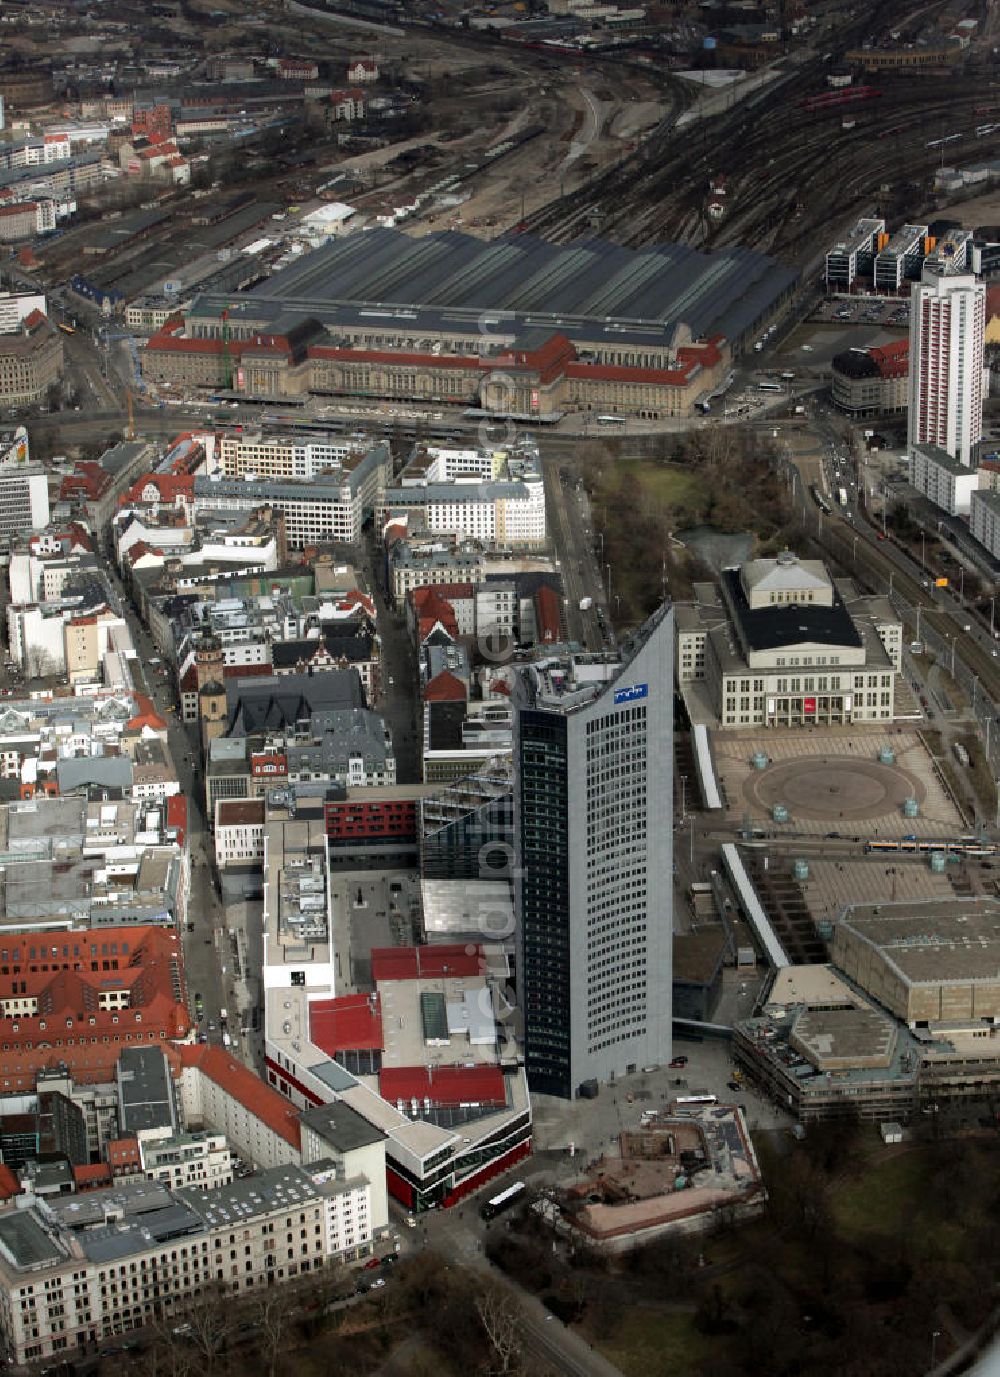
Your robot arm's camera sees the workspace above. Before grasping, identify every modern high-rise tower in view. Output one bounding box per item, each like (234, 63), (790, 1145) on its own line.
(908, 256), (985, 467)
(513, 605), (673, 1099)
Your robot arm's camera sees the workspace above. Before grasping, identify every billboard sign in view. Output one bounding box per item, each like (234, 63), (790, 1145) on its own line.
(614, 683), (648, 705)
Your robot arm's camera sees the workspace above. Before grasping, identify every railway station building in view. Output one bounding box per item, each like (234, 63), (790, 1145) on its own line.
(141, 228), (796, 420)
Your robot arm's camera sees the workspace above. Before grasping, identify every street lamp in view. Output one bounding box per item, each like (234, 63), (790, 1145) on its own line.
(990, 595), (996, 640)
(931, 1330), (942, 1368)
(679, 775), (687, 825)
(605, 563), (612, 605)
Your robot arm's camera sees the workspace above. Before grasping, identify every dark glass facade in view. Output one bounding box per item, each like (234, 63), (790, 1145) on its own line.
(517, 711), (571, 1098)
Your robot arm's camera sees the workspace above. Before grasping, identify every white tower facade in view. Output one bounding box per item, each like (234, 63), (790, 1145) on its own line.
(908, 263), (985, 467)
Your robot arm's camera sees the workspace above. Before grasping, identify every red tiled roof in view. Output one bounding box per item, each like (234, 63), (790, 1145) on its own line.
(175, 1044), (301, 1150)
(0, 203), (37, 218)
(74, 1162), (113, 1190)
(424, 669), (467, 703)
(106, 1137), (141, 1169)
(122, 472), (195, 506)
(422, 582), (473, 600)
(166, 794), (187, 846)
(371, 944), (484, 982)
(0, 925), (190, 1093)
(61, 462), (113, 502)
(310, 993), (383, 1055)
(869, 339), (909, 379)
(126, 691), (168, 733)
(217, 799), (265, 826)
(534, 584), (561, 644)
(0, 1164), (21, 1200)
(379, 1065), (505, 1107)
(419, 614), (458, 643)
(495, 332), (576, 385)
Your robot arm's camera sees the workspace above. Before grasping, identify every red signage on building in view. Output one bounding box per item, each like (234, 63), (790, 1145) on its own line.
(803, 696), (817, 715)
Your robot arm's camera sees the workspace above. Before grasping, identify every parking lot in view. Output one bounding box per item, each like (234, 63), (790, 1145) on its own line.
(812, 294), (910, 329)
(528, 1037), (793, 1174)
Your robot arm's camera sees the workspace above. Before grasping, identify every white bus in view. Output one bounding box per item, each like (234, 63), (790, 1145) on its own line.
(480, 1180), (526, 1220)
(757, 381), (782, 394)
(596, 414), (626, 427)
(674, 1094), (718, 1107)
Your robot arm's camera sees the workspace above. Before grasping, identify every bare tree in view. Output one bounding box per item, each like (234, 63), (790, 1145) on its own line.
(254, 1289), (288, 1377)
(475, 1281), (523, 1376)
(140, 1317), (197, 1377)
(175, 1281), (232, 1377)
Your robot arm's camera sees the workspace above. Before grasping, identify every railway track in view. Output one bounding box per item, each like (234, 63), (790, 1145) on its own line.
(515, 0), (1000, 259)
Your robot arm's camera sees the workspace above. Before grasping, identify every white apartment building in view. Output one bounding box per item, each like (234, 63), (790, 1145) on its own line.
(912, 442), (980, 516)
(970, 488), (1000, 559)
(383, 441), (546, 549)
(0, 1165), (373, 1364)
(0, 466), (49, 541)
(390, 545), (484, 605)
(194, 441), (388, 548)
(213, 799), (266, 867)
(173, 1046), (302, 1171)
(6, 605), (66, 675)
(0, 294), (46, 336)
(675, 553), (901, 728)
(908, 260), (985, 467)
(137, 1128), (234, 1191)
(217, 432), (355, 480)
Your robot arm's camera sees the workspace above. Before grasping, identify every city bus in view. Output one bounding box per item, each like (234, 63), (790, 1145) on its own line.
(674, 1094), (718, 1107)
(756, 381), (782, 394)
(480, 1180), (526, 1220)
(596, 414), (626, 427)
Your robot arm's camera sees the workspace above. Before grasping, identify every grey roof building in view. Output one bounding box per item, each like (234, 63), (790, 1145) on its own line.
(189, 227), (796, 353)
(225, 670), (363, 735)
(117, 1047), (179, 1137)
(299, 1101), (386, 1153)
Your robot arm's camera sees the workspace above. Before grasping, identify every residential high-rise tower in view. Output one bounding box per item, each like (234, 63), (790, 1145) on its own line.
(908, 255), (985, 467)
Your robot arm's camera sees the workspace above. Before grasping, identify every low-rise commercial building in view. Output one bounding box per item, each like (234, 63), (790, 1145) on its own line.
(260, 820), (531, 1212)
(735, 899), (1000, 1121)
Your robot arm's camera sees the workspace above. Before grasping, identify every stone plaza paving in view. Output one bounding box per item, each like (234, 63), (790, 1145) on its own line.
(713, 727), (964, 838)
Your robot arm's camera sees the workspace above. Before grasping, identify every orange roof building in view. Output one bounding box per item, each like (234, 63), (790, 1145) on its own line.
(0, 925), (191, 1094)
(169, 1044), (302, 1165)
